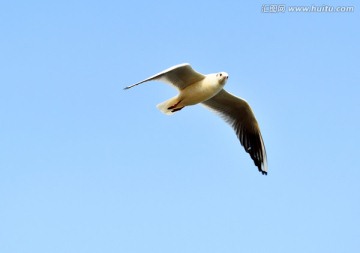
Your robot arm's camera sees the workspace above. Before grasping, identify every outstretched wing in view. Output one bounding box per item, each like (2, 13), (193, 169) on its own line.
(202, 89), (268, 175)
(124, 63), (206, 90)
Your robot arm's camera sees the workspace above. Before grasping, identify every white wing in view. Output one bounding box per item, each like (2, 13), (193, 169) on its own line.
(124, 63), (206, 90)
(202, 89), (268, 175)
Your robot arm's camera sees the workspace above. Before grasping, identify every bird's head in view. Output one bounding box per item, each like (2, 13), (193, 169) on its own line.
(216, 72), (229, 85)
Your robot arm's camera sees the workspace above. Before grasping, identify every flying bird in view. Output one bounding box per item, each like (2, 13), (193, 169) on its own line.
(124, 63), (268, 175)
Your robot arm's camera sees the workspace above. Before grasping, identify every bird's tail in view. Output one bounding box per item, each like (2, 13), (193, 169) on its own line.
(156, 96), (182, 115)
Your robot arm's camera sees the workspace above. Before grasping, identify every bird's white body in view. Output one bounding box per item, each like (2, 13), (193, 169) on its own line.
(181, 74), (226, 105)
(157, 73), (228, 114)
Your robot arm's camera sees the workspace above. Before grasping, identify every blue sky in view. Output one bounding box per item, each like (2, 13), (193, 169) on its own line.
(0, 1), (359, 252)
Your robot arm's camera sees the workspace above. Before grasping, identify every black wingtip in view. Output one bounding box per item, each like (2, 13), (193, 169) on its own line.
(259, 167), (267, 175)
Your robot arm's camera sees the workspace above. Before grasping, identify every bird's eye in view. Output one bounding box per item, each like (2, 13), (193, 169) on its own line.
(219, 73), (222, 77)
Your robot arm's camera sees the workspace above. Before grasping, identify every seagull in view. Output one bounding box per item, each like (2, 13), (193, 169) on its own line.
(124, 63), (268, 175)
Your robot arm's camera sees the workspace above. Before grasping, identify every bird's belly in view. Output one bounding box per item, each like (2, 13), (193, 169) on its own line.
(180, 82), (222, 106)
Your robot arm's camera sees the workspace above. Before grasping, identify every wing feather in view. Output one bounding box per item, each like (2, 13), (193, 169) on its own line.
(124, 63), (205, 90)
(202, 89), (268, 175)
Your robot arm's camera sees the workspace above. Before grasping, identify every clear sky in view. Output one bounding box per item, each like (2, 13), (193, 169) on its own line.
(1, 1), (359, 252)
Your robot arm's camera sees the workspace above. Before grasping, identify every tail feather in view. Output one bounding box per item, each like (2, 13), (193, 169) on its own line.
(156, 97), (180, 115)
